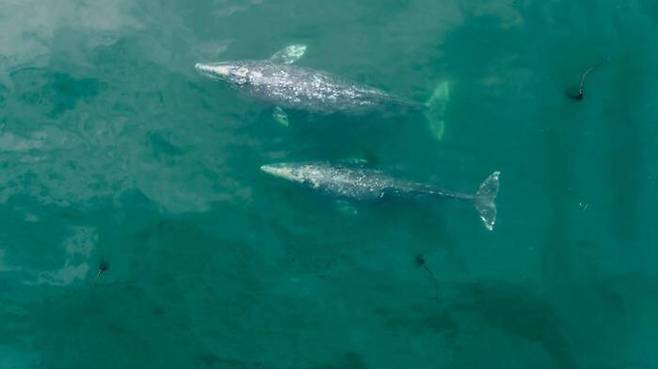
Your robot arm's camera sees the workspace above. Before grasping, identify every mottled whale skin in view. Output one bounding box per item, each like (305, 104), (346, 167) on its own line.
(261, 162), (500, 230)
(195, 60), (422, 114)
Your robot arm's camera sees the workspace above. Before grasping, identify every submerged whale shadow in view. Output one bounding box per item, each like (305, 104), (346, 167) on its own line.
(272, 110), (443, 168)
(345, 192), (461, 256)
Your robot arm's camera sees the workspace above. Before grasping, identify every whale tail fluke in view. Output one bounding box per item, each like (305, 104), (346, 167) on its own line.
(474, 171), (500, 231)
(424, 81), (450, 141)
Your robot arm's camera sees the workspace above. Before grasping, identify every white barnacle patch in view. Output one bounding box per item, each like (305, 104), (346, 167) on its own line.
(236, 67), (249, 77)
(249, 70), (268, 87)
(233, 67), (249, 84)
(303, 166), (324, 188)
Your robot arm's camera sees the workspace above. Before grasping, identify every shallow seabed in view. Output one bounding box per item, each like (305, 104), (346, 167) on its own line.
(0, 1), (657, 368)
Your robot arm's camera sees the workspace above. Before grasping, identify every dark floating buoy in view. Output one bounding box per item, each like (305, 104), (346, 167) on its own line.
(94, 259), (109, 284)
(415, 253), (439, 301)
(567, 86), (585, 100)
(567, 59), (607, 101)
(415, 253), (426, 268)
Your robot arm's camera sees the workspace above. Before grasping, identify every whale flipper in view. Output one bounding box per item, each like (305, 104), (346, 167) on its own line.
(270, 44), (307, 64)
(273, 106), (290, 126)
(336, 200), (358, 215)
(424, 81), (450, 141)
(338, 158), (370, 166)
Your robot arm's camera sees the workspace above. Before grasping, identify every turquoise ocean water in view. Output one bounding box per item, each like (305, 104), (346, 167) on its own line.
(1, 1), (657, 368)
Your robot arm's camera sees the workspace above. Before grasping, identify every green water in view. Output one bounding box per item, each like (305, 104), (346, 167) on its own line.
(1, 1), (657, 368)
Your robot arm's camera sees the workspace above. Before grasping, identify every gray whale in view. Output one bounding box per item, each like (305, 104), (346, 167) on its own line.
(195, 60), (421, 114)
(195, 45), (450, 138)
(261, 162), (500, 231)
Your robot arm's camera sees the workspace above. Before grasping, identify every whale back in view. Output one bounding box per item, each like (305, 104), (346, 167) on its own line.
(232, 62), (405, 113)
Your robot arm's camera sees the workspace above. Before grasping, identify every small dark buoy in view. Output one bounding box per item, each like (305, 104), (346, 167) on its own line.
(567, 86), (585, 100)
(94, 259), (109, 284)
(415, 253), (426, 267)
(415, 253), (439, 301)
(567, 59), (606, 101)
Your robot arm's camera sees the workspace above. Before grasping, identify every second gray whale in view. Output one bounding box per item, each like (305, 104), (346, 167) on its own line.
(261, 162), (501, 231)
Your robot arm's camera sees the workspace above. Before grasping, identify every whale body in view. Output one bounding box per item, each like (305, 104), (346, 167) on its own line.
(195, 45), (450, 138)
(195, 60), (421, 114)
(261, 162), (500, 230)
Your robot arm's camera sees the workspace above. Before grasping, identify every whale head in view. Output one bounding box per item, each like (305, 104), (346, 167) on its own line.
(260, 163), (305, 183)
(260, 163), (327, 187)
(195, 62), (249, 84)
